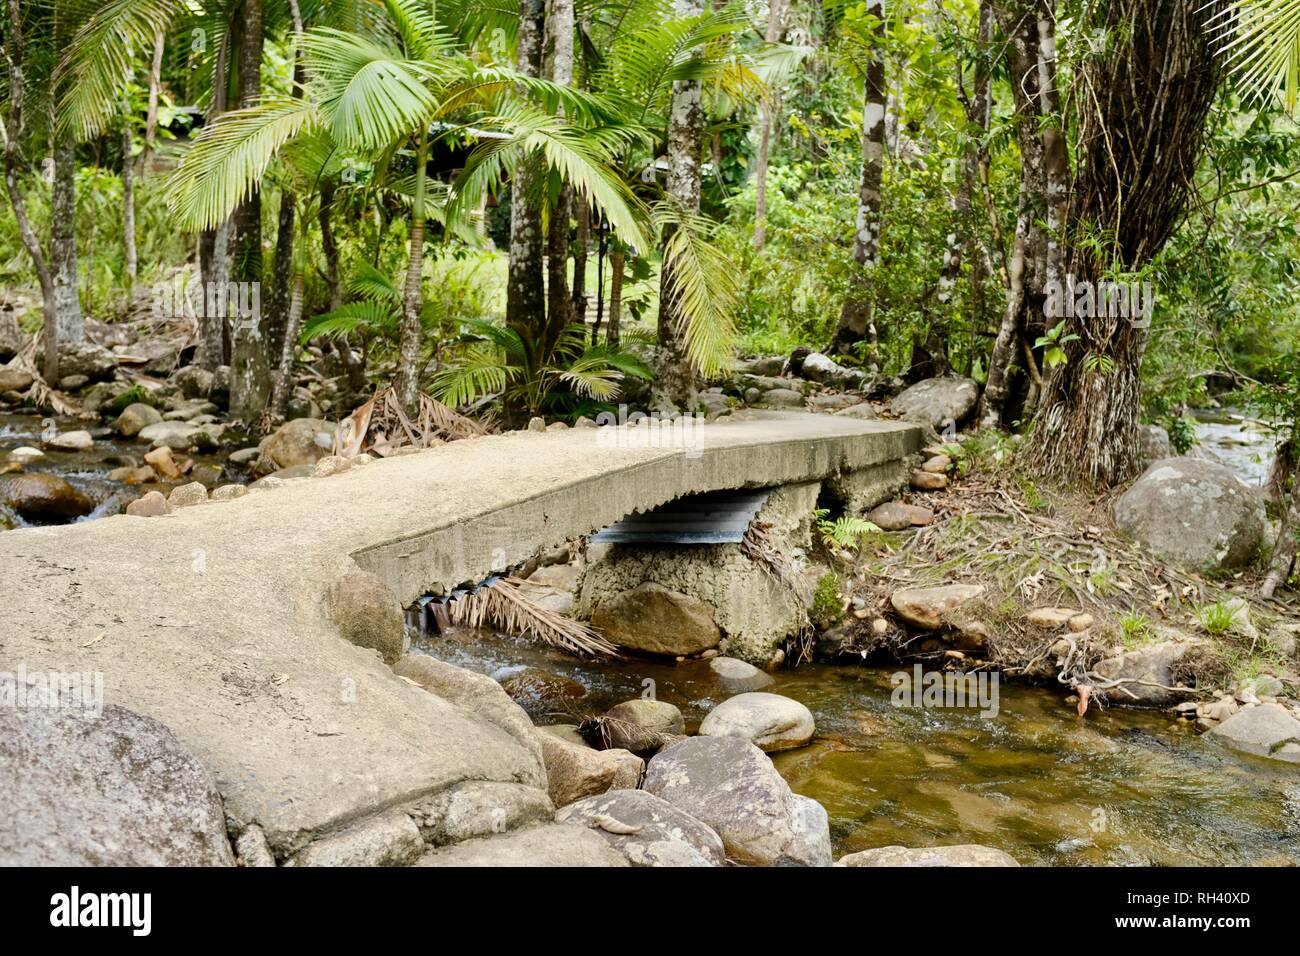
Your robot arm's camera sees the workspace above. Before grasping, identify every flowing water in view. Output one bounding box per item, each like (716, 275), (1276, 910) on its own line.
(416, 628), (1300, 866)
(1190, 408), (1277, 487)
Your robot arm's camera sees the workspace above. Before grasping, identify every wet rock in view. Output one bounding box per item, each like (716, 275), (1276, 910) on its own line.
(837, 844), (1019, 867)
(556, 789), (727, 867)
(590, 582), (722, 657)
(138, 420), (210, 451)
(7, 446), (43, 464)
(891, 376), (979, 430)
(115, 402), (163, 437)
(499, 668), (587, 718)
(229, 447), (260, 466)
(760, 387), (806, 409)
(1206, 703), (1300, 764)
(866, 501), (934, 530)
(1093, 640), (1196, 707)
(0, 368), (34, 393)
(911, 470), (947, 490)
(709, 655), (775, 693)
(45, 429), (93, 452)
(57, 341), (117, 381)
(126, 490), (171, 517)
(536, 726), (644, 807)
(603, 699), (686, 736)
(3, 473), (94, 523)
(393, 654), (544, 782)
(417, 823), (628, 867)
(643, 736), (832, 866)
(699, 692), (815, 752)
(260, 418), (336, 470)
(167, 481), (209, 509)
(325, 569), (408, 665)
(1114, 458), (1265, 572)
(0, 676), (234, 866)
(143, 445), (182, 480)
(891, 584), (984, 629)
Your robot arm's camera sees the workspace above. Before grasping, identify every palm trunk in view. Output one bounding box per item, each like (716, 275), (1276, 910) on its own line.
(143, 29), (164, 168)
(266, 192), (295, 359)
(51, 133), (83, 349)
(752, 0), (787, 251)
(2, 0), (58, 380)
(545, 0), (576, 343)
(122, 118), (138, 297)
(607, 248), (624, 349)
(199, 25), (231, 371)
(395, 127), (429, 413)
(571, 197), (589, 324)
(830, 0), (885, 359)
(653, 0), (707, 411)
(270, 239), (305, 420)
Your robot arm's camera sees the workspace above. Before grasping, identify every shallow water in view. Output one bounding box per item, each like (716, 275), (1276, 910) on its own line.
(0, 411), (230, 530)
(416, 628), (1300, 866)
(1190, 409), (1276, 486)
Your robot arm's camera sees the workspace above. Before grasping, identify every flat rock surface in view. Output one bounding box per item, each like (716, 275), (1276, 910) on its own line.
(0, 413), (920, 856)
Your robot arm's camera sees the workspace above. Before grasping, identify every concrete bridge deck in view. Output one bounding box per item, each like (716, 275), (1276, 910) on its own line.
(1, 411), (922, 857)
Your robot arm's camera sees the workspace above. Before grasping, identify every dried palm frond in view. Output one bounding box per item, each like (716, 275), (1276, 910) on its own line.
(9, 337), (80, 417)
(577, 715), (677, 757)
(445, 576), (620, 658)
(334, 387), (495, 458)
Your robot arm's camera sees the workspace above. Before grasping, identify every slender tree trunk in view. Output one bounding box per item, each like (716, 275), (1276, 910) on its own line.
(506, 0), (547, 406)
(830, 0), (885, 359)
(199, 26), (231, 371)
(1, 0), (58, 380)
(266, 193), (295, 359)
(607, 248), (624, 349)
(270, 240), (305, 420)
(753, 0), (787, 251)
(143, 29), (164, 168)
(228, 0), (269, 422)
(122, 117), (138, 297)
(1025, 0), (1224, 485)
(545, 0), (575, 342)
(1262, 438), (1298, 598)
(653, 0), (707, 411)
(51, 134), (82, 348)
(572, 197), (589, 324)
(395, 127), (429, 413)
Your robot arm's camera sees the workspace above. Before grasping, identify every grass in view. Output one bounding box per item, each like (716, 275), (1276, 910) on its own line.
(1196, 600), (1236, 636)
(1118, 611), (1156, 648)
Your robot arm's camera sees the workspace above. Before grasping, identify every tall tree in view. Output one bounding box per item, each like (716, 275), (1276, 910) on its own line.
(1025, 0), (1224, 484)
(50, 1), (83, 355)
(752, 0), (788, 251)
(653, 0), (707, 411)
(545, 0), (576, 343)
(830, 0), (885, 359)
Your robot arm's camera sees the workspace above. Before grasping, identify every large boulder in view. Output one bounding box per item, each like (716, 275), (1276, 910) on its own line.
(1092, 639), (1196, 707)
(603, 699), (686, 736)
(838, 844), (1019, 867)
(890, 376), (979, 430)
(590, 582), (722, 656)
(0, 310), (24, 362)
(56, 340), (118, 381)
(698, 692), (815, 752)
(170, 365), (216, 399)
(0, 677), (234, 865)
(536, 725), (644, 807)
(642, 735), (832, 866)
(138, 420), (217, 451)
(1114, 458), (1265, 571)
(325, 569), (408, 665)
(260, 417), (337, 470)
(1206, 703), (1300, 764)
(0, 367), (34, 393)
(555, 789), (727, 867)
(891, 584), (984, 629)
(3, 473), (94, 523)
(797, 351), (871, 390)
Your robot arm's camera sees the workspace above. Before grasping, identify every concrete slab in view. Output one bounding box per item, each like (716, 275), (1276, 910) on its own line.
(0, 412), (921, 856)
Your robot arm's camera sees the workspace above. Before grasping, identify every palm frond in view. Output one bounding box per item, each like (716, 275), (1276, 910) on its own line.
(447, 577), (620, 657)
(431, 343), (519, 406)
(655, 202), (739, 378)
(1205, 0), (1300, 111)
(300, 300), (398, 342)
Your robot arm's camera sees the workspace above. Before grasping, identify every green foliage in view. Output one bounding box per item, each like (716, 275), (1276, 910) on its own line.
(1166, 416), (1199, 455)
(813, 507), (880, 550)
(1119, 611), (1155, 648)
(1034, 321), (1080, 370)
(1197, 600), (1236, 636)
(810, 570), (844, 630)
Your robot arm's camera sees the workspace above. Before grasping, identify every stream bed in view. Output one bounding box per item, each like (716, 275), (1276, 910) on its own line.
(416, 628), (1300, 866)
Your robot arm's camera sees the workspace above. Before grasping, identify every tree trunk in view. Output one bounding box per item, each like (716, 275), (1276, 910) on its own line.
(1, 0), (59, 380)
(545, 0), (575, 342)
(572, 197), (589, 325)
(1262, 440), (1299, 598)
(653, 0), (707, 411)
(143, 29), (164, 168)
(506, 0), (547, 405)
(752, 0), (787, 251)
(122, 118), (138, 297)
(51, 134), (83, 349)
(265, 192), (295, 359)
(608, 248), (624, 349)
(395, 127), (429, 413)
(228, 0), (269, 423)
(1025, 0), (1223, 486)
(830, 0), (885, 360)
(270, 262), (304, 419)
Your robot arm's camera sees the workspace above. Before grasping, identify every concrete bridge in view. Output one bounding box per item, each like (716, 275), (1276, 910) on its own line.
(1, 411), (922, 861)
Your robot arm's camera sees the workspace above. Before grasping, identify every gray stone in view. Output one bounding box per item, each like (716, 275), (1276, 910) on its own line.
(536, 726), (644, 807)
(590, 582), (722, 656)
(289, 809), (424, 867)
(167, 481), (209, 509)
(1114, 458), (1265, 572)
(799, 352), (870, 390)
(891, 584), (984, 629)
(211, 484), (249, 502)
(699, 692), (815, 752)
(1093, 640), (1196, 707)
(57, 341), (118, 381)
(1137, 424), (1173, 468)
(838, 844), (1019, 867)
(556, 789), (726, 867)
(0, 310), (23, 361)
(416, 823), (629, 867)
(260, 418), (337, 470)
(761, 387), (806, 409)
(126, 490), (171, 517)
(0, 367), (34, 393)
(603, 699), (686, 736)
(234, 825), (276, 867)
(46, 429), (93, 452)
(171, 365), (215, 399)
(138, 420), (209, 451)
(1206, 703), (1300, 763)
(709, 656), (774, 693)
(58, 374), (89, 390)
(891, 376), (979, 429)
(834, 402), (879, 420)
(325, 568), (408, 665)
(116, 402), (163, 437)
(642, 736), (832, 866)
(0, 678), (234, 866)
(417, 781), (553, 845)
